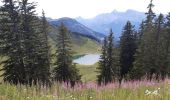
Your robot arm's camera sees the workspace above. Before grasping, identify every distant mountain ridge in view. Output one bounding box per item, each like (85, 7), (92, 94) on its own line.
(48, 17), (105, 42)
(47, 10), (146, 41)
(76, 9), (146, 40)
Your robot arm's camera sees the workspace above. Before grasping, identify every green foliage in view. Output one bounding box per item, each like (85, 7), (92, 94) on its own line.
(132, 0), (170, 80)
(0, 81), (170, 100)
(133, 0), (157, 80)
(165, 13), (170, 73)
(0, 0), (26, 84)
(77, 63), (98, 82)
(97, 30), (119, 85)
(48, 26), (101, 55)
(97, 38), (108, 85)
(119, 21), (137, 80)
(0, 0), (51, 85)
(53, 23), (81, 87)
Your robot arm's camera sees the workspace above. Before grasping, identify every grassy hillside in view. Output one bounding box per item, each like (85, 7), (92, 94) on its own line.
(77, 63), (98, 82)
(48, 25), (101, 55)
(71, 33), (101, 55)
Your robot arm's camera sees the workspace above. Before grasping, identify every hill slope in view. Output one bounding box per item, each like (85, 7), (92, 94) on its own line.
(48, 24), (101, 55)
(48, 17), (105, 42)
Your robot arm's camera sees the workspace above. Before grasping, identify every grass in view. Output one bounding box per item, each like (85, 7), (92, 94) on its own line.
(2, 27), (169, 99)
(0, 79), (170, 100)
(71, 38), (101, 55)
(76, 63), (98, 82)
(1, 59), (170, 99)
(48, 25), (101, 55)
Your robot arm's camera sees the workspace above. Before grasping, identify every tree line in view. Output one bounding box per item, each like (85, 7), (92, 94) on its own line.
(0, 0), (170, 87)
(0, 0), (81, 87)
(97, 0), (170, 85)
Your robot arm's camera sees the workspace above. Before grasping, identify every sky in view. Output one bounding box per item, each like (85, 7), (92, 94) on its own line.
(29, 0), (170, 19)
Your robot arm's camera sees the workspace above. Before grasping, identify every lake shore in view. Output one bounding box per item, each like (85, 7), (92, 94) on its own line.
(73, 54), (101, 65)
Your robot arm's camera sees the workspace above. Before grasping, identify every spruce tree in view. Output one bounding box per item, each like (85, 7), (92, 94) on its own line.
(97, 29), (119, 85)
(0, 0), (26, 84)
(31, 10), (51, 85)
(41, 10), (50, 69)
(19, 0), (51, 85)
(97, 37), (108, 85)
(138, 21), (145, 41)
(53, 23), (81, 87)
(133, 0), (156, 80)
(154, 14), (168, 80)
(106, 29), (119, 84)
(119, 21), (137, 81)
(163, 13), (170, 78)
(166, 13), (170, 49)
(0, 0), (51, 85)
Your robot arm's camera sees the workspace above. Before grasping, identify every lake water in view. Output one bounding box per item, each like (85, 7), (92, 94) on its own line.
(73, 54), (100, 65)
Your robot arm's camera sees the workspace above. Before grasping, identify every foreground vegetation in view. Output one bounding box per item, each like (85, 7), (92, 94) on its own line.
(77, 63), (98, 82)
(0, 79), (170, 100)
(1, 63), (170, 100)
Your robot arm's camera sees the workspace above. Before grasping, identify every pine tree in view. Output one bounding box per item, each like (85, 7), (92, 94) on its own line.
(154, 14), (168, 80)
(163, 13), (170, 78)
(19, 0), (51, 85)
(0, 0), (26, 84)
(0, 0), (51, 85)
(41, 10), (50, 69)
(107, 29), (116, 82)
(133, 0), (157, 80)
(31, 10), (51, 85)
(97, 37), (108, 85)
(166, 13), (170, 49)
(40, 10), (51, 83)
(97, 29), (119, 85)
(53, 23), (81, 87)
(119, 21), (137, 81)
(138, 21), (145, 41)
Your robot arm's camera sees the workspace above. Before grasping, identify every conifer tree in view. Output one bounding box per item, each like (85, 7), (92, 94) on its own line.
(107, 29), (116, 82)
(31, 10), (51, 85)
(119, 21), (137, 81)
(166, 13), (170, 49)
(19, 0), (51, 85)
(154, 14), (168, 80)
(163, 13), (170, 78)
(97, 37), (108, 85)
(0, 0), (26, 84)
(41, 10), (50, 69)
(138, 21), (145, 41)
(53, 23), (81, 87)
(97, 29), (119, 85)
(133, 0), (157, 80)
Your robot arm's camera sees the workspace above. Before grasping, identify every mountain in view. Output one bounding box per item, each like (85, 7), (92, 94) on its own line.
(47, 21), (101, 55)
(76, 9), (145, 40)
(48, 17), (105, 42)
